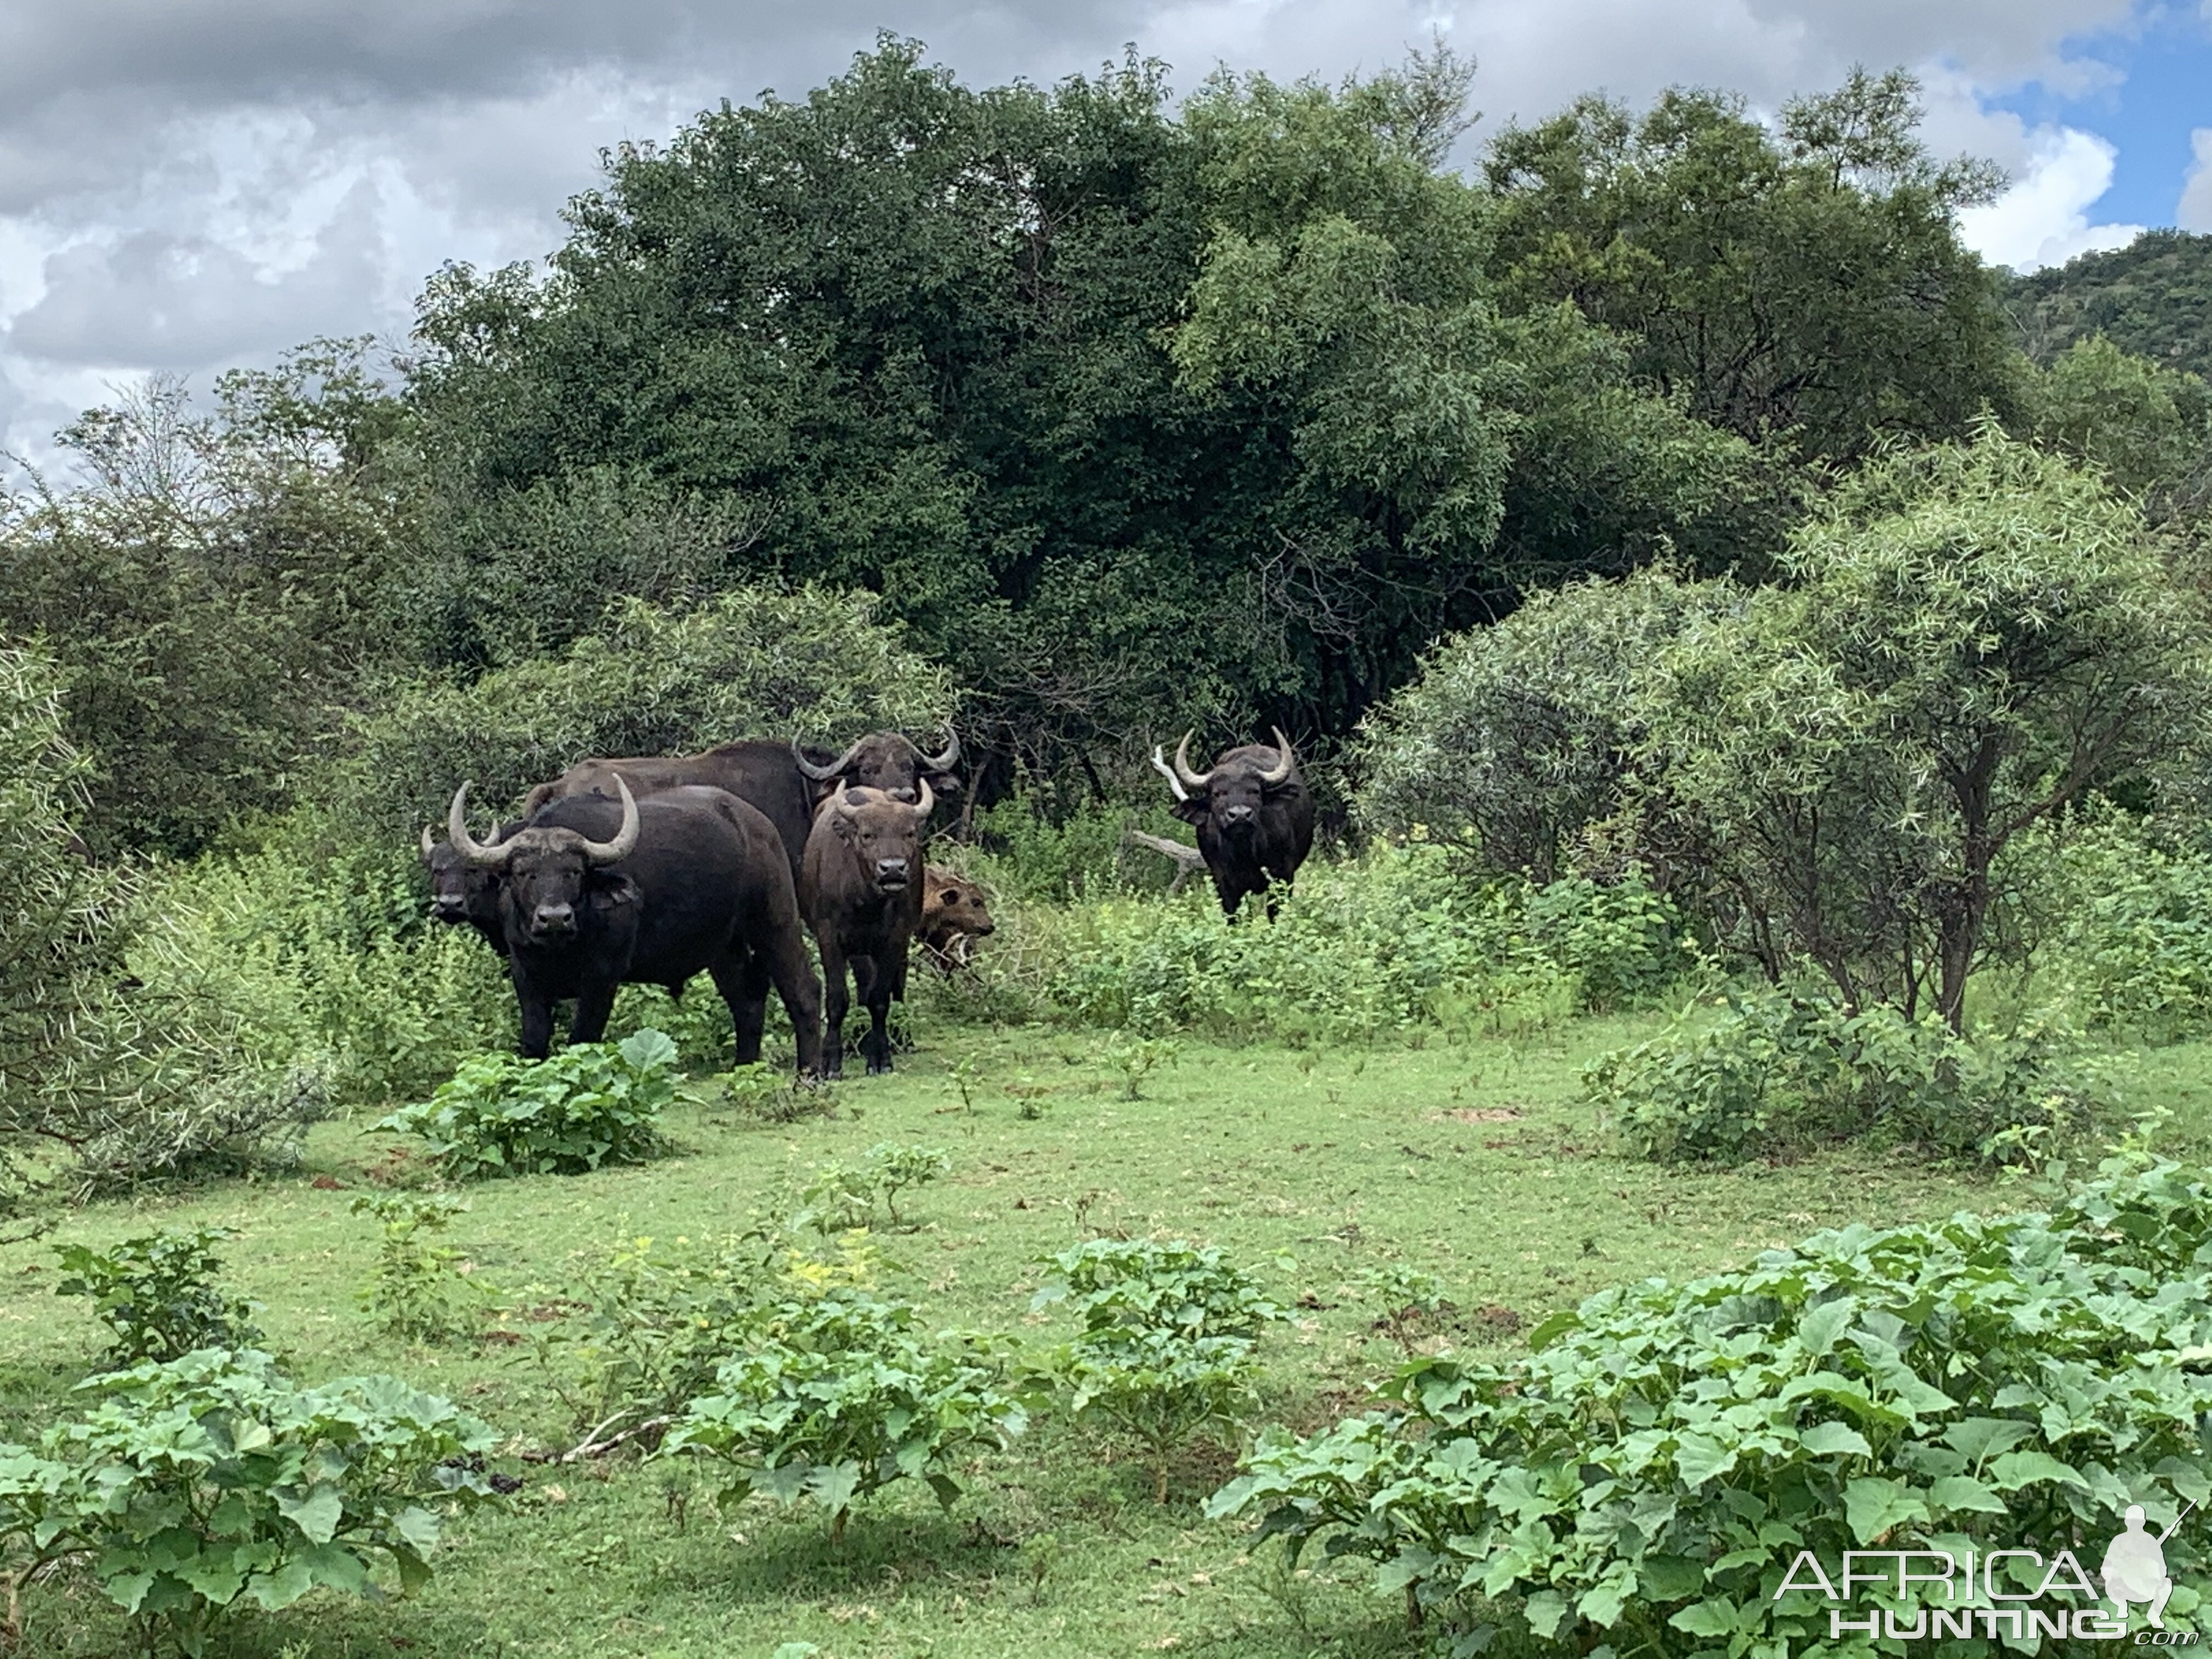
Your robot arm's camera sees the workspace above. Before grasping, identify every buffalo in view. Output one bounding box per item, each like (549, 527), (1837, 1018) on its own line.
(447, 778), (823, 1074)
(1154, 727), (1315, 918)
(520, 741), (816, 881)
(800, 782), (933, 1077)
(790, 726), (960, 806)
(919, 866), (996, 971)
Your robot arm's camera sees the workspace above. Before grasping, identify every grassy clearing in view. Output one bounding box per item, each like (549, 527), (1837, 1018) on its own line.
(9, 1016), (2211, 1658)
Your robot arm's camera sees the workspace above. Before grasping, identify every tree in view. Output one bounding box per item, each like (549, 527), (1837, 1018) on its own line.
(1647, 429), (2212, 1027)
(2020, 334), (2211, 520)
(402, 37), (1809, 766)
(1485, 69), (2016, 463)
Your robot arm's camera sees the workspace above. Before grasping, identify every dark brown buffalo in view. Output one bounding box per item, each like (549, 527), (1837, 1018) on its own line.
(448, 778), (823, 1074)
(789, 726), (960, 805)
(1154, 727), (1316, 918)
(918, 867), (996, 971)
(519, 741), (816, 881)
(799, 782), (933, 1077)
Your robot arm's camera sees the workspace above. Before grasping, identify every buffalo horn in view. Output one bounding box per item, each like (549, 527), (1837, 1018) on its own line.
(828, 780), (858, 820)
(919, 724), (960, 772)
(1171, 729), (1215, 792)
(905, 777), (936, 821)
(579, 777), (641, 866)
(1255, 726), (1297, 786)
(420, 823), (438, 859)
(1150, 744), (1188, 803)
(449, 783), (515, 870)
(792, 733), (866, 783)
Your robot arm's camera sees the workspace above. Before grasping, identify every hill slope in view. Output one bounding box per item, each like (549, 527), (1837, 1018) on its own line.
(2006, 229), (2212, 376)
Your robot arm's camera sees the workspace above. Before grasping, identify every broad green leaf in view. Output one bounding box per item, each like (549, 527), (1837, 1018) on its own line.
(276, 1485), (343, 1545)
(1927, 1475), (2007, 1514)
(1799, 1421), (1872, 1458)
(1844, 1476), (1929, 1543)
(1523, 1589), (1569, 1639)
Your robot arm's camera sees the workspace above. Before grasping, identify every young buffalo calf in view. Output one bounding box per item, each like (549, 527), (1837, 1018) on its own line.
(919, 867), (996, 970)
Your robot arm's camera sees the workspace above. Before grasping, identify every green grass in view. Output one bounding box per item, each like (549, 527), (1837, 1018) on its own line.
(10, 1015), (2212, 1658)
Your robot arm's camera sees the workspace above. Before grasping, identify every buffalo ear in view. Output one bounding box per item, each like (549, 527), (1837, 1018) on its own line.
(590, 873), (642, 912)
(926, 771), (962, 797)
(1170, 798), (1207, 826)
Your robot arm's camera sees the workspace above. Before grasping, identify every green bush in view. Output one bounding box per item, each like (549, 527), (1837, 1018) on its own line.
(523, 1228), (878, 1439)
(0, 645), (326, 1200)
(0, 1348), (497, 1655)
(379, 1029), (678, 1179)
(339, 585), (952, 842)
(2010, 811), (2212, 1042)
(792, 1143), (951, 1232)
(1211, 1153), (2212, 1650)
(1030, 1239), (1286, 1502)
(54, 1228), (262, 1367)
(968, 795), (1190, 904)
(1587, 986), (2099, 1163)
(662, 1290), (1026, 1541)
(988, 845), (1689, 1041)
(351, 1194), (491, 1342)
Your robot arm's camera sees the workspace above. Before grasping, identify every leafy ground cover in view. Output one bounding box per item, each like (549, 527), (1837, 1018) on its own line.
(5, 1019), (2210, 1657)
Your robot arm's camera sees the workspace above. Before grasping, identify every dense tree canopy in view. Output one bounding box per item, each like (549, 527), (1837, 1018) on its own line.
(399, 42), (1972, 769)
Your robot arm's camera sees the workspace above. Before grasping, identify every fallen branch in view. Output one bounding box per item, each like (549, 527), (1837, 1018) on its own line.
(1125, 830), (1207, 896)
(524, 1410), (675, 1464)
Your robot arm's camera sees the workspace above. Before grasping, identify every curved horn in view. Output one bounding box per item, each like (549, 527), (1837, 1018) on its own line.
(1255, 726), (1297, 786)
(449, 783), (515, 870)
(792, 733), (865, 783)
(1171, 730), (1214, 792)
(904, 777), (936, 822)
(919, 724), (960, 772)
(828, 780), (860, 820)
(420, 823), (439, 860)
(579, 776), (641, 866)
(1150, 744), (1188, 803)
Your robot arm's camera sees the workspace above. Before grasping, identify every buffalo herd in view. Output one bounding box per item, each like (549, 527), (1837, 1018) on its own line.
(421, 726), (1309, 1077)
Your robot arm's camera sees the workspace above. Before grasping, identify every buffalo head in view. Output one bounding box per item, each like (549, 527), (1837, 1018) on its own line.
(792, 726), (960, 805)
(448, 777), (641, 943)
(923, 867), (996, 940)
(819, 780), (934, 894)
(1158, 727), (1299, 841)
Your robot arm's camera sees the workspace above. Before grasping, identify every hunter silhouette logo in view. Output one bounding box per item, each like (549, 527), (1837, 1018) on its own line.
(2105, 1500), (2194, 1628)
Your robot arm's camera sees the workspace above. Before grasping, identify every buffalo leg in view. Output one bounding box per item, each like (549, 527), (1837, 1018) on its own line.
(568, 977), (621, 1047)
(516, 984), (558, 1060)
(816, 933), (850, 1080)
(758, 926), (825, 1078)
(856, 951), (895, 1075)
(730, 954), (771, 1065)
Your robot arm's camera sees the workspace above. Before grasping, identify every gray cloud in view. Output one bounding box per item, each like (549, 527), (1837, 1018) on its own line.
(0, 0), (2160, 456)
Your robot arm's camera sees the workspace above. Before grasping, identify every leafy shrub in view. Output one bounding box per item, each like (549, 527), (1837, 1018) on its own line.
(338, 585), (952, 844)
(968, 795), (1189, 904)
(1352, 1263), (1455, 1351)
(351, 1194), (490, 1342)
(719, 1062), (833, 1125)
(1031, 1239), (1286, 1502)
(2010, 810), (2212, 1042)
(379, 1029), (678, 1179)
(0, 644), (329, 1199)
(522, 1228), (878, 1438)
(1211, 1153), (2212, 1650)
(1097, 1034), (1180, 1100)
(0, 1348), (497, 1655)
(663, 1290), (1026, 1541)
(54, 1228), (262, 1366)
(793, 1143), (951, 1232)
(1587, 986), (2100, 1163)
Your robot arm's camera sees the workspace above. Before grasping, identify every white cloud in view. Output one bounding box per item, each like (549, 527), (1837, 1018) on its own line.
(0, 0), (2171, 453)
(2181, 127), (2212, 233)
(1957, 124), (2142, 272)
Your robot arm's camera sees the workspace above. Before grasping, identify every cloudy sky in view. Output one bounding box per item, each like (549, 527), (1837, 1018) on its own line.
(2, 0), (2208, 462)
